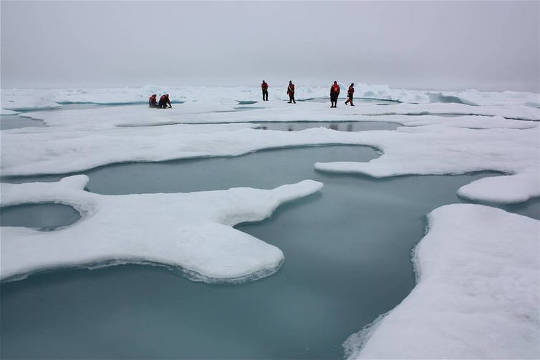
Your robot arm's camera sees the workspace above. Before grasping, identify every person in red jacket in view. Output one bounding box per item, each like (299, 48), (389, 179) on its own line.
(287, 81), (296, 104)
(330, 81), (340, 108)
(261, 80), (269, 101)
(148, 94), (158, 108)
(158, 94), (172, 109)
(345, 83), (355, 106)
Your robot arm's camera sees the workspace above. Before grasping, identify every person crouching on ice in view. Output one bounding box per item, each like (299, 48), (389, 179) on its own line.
(330, 81), (340, 108)
(261, 80), (269, 101)
(149, 94), (158, 108)
(158, 94), (172, 108)
(345, 83), (355, 106)
(287, 81), (296, 104)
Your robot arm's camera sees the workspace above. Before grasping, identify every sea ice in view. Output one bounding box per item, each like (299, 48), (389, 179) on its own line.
(0, 176), (323, 282)
(345, 204), (540, 359)
(3, 99), (538, 205)
(1, 85), (539, 358)
(2, 84), (539, 111)
(315, 125), (540, 205)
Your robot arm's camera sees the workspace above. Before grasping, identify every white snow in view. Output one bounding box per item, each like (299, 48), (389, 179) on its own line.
(457, 170), (540, 204)
(1, 89), (61, 111)
(315, 125), (540, 204)
(3, 100), (537, 205)
(0, 175), (323, 282)
(345, 204), (540, 359)
(354, 102), (540, 120)
(2, 84), (539, 110)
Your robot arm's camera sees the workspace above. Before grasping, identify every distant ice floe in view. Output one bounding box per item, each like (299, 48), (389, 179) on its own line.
(345, 204), (540, 359)
(0, 175), (323, 282)
(1, 89), (62, 111)
(2, 84), (539, 111)
(356, 102), (540, 120)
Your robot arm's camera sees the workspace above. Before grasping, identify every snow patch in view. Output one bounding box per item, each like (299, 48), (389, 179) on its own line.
(458, 171), (540, 204)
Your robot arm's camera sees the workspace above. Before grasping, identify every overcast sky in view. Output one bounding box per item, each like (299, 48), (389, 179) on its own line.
(1, 1), (539, 91)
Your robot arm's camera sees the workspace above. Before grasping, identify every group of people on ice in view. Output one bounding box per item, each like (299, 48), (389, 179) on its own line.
(263, 80), (355, 107)
(148, 94), (172, 108)
(149, 81), (355, 109)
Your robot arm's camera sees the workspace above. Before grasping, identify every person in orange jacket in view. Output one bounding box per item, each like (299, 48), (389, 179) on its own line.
(148, 94), (158, 108)
(287, 81), (296, 104)
(158, 94), (172, 109)
(261, 80), (269, 101)
(330, 81), (340, 108)
(345, 83), (355, 106)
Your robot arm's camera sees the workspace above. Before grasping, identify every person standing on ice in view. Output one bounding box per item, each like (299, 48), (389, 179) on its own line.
(158, 94), (172, 109)
(287, 81), (296, 104)
(330, 81), (340, 108)
(148, 94), (158, 108)
(345, 83), (355, 106)
(261, 80), (269, 101)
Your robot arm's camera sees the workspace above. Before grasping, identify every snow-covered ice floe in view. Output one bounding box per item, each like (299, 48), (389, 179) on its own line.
(2, 84), (539, 110)
(345, 204), (540, 359)
(0, 175), (323, 282)
(3, 104), (537, 205)
(314, 124), (540, 205)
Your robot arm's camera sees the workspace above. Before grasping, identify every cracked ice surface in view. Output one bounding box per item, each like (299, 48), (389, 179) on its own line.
(0, 175), (323, 281)
(345, 204), (540, 359)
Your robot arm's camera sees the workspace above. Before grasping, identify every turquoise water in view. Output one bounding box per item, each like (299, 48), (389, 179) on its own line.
(127, 121), (397, 132)
(2, 144), (535, 359)
(254, 121), (398, 132)
(0, 115), (45, 130)
(296, 97), (398, 105)
(0, 203), (80, 230)
(234, 106), (266, 111)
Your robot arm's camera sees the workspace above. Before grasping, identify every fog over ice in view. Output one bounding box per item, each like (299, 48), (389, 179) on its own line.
(1, 1), (539, 91)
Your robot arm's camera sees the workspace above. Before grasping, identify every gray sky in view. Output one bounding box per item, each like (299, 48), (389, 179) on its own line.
(2, 1), (539, 91)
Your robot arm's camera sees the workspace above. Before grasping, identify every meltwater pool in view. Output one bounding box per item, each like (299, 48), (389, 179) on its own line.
(1, 144), (537, 359)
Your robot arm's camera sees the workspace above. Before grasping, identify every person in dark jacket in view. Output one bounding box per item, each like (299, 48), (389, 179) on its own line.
(148, 94), (158, 108)
(287, 81), (296, 104)
(261, 81), (269, 101)
(345, 83), (355, 106)
(158, 94), (172, 109)
(330, 81), (340, 108)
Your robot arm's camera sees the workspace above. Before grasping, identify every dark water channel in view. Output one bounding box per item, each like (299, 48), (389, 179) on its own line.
(1, 145), (537, 359)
